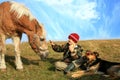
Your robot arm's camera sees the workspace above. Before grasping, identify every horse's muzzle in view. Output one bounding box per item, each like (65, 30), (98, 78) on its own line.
(38, 50), (49, 60)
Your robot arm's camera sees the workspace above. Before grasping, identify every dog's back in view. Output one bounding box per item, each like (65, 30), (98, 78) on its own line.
(87, 58), (120, 79)
(97, 58), (120, 74)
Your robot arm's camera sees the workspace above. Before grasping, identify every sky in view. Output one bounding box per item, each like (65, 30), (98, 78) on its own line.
(0, 0), (120, 43)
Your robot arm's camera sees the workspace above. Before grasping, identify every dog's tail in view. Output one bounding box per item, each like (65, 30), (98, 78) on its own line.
(116, 69), (120, 77)
(108, 65), (120, 78)
(113, 69), (120, 79)
(118, 70), (120, 76)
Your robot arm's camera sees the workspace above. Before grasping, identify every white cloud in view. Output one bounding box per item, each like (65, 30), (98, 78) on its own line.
(75, 2), (99, 20)
(36, 0), (99, 20)
(35, 0), (100, 40)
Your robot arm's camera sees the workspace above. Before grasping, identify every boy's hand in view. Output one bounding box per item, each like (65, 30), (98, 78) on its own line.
(69, 44), (75, 52)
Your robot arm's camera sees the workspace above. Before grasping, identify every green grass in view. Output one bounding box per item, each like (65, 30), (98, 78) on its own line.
(0, 39), (120, 80)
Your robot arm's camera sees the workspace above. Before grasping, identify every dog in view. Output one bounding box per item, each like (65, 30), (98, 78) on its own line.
(71, 50), (120, 79)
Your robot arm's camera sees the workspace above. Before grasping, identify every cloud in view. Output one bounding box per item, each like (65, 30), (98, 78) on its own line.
(35, 0), (99, 20)
(33, 0), (101, 40)
(30, 0), (120, 40)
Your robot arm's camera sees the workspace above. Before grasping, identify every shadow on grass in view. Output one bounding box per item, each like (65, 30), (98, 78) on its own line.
(5, 55), (61, 70)
(44, 57), (61, 71)
(68, 74), (119, 80)
(46, 57), (61, 63)
(5, 55), (40, 69)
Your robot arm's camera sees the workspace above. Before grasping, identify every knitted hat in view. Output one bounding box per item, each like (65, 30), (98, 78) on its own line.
(68, 33), (80, 43)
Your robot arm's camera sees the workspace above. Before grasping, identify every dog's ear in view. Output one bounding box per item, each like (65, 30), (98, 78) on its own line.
(93, 52), (99, 57)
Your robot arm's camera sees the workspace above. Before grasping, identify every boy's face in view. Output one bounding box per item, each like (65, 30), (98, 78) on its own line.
(68, 39), (75, 45)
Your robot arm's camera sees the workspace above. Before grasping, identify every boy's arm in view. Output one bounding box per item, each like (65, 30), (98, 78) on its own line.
(71, 45), (83, 59)
(51, 44), (65, 52)
(50, 40), (67, 52)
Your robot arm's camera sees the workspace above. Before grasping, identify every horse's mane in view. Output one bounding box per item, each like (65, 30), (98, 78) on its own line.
(9, 1), (46, 37)
(39, 23), (46, 38)
(10, 1), (35, 21)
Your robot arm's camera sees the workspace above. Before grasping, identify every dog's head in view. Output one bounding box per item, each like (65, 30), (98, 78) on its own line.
(84, 50), (99, 62)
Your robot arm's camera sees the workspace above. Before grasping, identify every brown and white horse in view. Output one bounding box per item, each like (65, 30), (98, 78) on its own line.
(0, 1), (49, 70)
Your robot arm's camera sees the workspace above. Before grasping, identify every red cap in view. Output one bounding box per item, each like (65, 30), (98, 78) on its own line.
(68, 33), (80, 43)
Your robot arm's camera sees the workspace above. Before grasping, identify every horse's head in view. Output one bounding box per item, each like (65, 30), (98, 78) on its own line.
(33, 34), (49, 60)
(29, 23), (49, 60)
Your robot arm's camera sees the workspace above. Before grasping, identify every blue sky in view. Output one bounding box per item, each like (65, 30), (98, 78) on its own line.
(0, 0), (120, 43)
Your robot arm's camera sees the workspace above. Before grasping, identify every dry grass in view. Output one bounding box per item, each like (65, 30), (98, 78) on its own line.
(0, 39), (120, 80)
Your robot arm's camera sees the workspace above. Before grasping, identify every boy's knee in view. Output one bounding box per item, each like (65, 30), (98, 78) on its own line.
(55, 61), (67, 71)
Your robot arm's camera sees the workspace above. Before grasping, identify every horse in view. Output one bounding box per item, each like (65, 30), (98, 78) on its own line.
(71, 51), (120, 79)
(0, 1), (49, 70)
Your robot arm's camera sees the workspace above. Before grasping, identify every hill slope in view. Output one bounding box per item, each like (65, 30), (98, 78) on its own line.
(0, 39), (120, 80)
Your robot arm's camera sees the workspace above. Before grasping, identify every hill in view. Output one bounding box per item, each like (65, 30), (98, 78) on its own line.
(0, 39), (120, 80)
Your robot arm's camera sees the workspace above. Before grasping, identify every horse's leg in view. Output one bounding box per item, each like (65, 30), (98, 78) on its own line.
(0, 34), (6, 70)
(12, 36), (23, 70)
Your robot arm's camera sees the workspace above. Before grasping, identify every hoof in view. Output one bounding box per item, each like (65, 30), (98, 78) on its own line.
(16, 68), (23, 71)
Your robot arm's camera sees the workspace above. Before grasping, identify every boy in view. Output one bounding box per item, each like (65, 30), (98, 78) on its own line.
(50, 33), (83, 74)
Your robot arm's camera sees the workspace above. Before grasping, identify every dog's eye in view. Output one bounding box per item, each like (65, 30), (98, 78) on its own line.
(86, 53), (90, 55)
(91, 53), (94, 55)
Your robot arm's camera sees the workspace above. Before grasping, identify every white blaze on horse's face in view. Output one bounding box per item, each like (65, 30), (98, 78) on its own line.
(33, 34), (49, 60)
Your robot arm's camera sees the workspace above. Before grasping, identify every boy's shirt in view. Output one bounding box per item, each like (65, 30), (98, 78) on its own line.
(52, 43), (83, 63)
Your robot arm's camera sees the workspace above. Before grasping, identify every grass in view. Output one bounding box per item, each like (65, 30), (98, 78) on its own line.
(0, 39), (120, 80)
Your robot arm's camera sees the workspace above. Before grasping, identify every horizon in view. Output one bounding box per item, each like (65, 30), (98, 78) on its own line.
(6, 38), (120, 45)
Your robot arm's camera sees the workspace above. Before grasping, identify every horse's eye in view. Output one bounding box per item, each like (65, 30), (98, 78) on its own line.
(40, 38), (45, 41)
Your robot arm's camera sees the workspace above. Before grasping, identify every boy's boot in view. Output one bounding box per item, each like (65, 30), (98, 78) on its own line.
(64, 63), (75, 74)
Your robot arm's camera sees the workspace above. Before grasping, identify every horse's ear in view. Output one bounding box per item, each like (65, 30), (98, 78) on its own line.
(93, 52), (99, 57)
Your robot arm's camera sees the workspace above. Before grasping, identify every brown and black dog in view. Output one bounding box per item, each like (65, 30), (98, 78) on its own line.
(71, 51), (120, 79)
